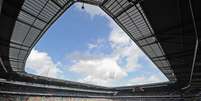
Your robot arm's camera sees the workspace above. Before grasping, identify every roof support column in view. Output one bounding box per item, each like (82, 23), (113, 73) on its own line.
(183, 0), (199, 90)
(0, 0), (3, 15)
(189, 0), (199, 85)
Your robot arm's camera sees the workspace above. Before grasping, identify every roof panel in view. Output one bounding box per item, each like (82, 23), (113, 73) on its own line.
(33, 19), (46, 29)
(23, 28), (41, 46)
(18, 50), (28, 60)
(18, 11), (35, 25)
(10, 61), (18, 68)
(9, 48), (20, 59)
(11, 21), (30, 44)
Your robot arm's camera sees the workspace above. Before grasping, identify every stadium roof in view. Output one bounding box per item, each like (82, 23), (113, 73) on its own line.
(0, 0), (200, 98)
(3, 0), (176, 83)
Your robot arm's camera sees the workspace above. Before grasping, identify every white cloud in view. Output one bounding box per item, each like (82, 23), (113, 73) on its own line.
(88, 43), (98, 49)
(70, 58), (127, 86)
(79, 76), (114, 87)
(87, 38), (105, 49)
(109, 20), (143, 72)
(76, 3), (144, 72)
(108, 18), (130, 46)
(67, 4), (146, 86)
(127, 75), (168, 86)
(26, 49), (63, 79)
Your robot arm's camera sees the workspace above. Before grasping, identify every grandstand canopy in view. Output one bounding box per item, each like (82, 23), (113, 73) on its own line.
(0, 0), (200, 96)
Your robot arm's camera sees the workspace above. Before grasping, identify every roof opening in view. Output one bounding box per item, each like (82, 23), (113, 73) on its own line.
(25, 2), (168, 87)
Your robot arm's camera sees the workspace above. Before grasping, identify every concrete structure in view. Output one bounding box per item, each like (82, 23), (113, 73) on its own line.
(0, 0), (200, 100)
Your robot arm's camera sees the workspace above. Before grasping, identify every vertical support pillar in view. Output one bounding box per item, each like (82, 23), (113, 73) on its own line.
(0, 0), (3, 15)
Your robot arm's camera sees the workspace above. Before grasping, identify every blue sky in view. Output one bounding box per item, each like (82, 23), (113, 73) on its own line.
(25, 3), (168, 87)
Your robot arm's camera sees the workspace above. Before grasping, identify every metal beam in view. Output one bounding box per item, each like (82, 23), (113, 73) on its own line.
(9, 59), (24, 63)
(0, 41), (28, 51)
(192, 73), (201, 76)
(114, 0), (142, 18)
(152, 49), (193, 60)
(0, 79), (115, 94)
(137, 35), (155, 41)
(0, 56), (7, 73)
(17, 19), (42, 31)
(77, 0), (102, 6)
(114, 3), (133, 18)
(0, 38), (29, 49)
(141, 40), (159, 47)
(101, 0), (109, 6)
(20, 9), (48, 24)
(0, 91), (111, 98)
(152, 58), (167, 62)
(188, 0), (199, 85)
(50, 0), (62, 8)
